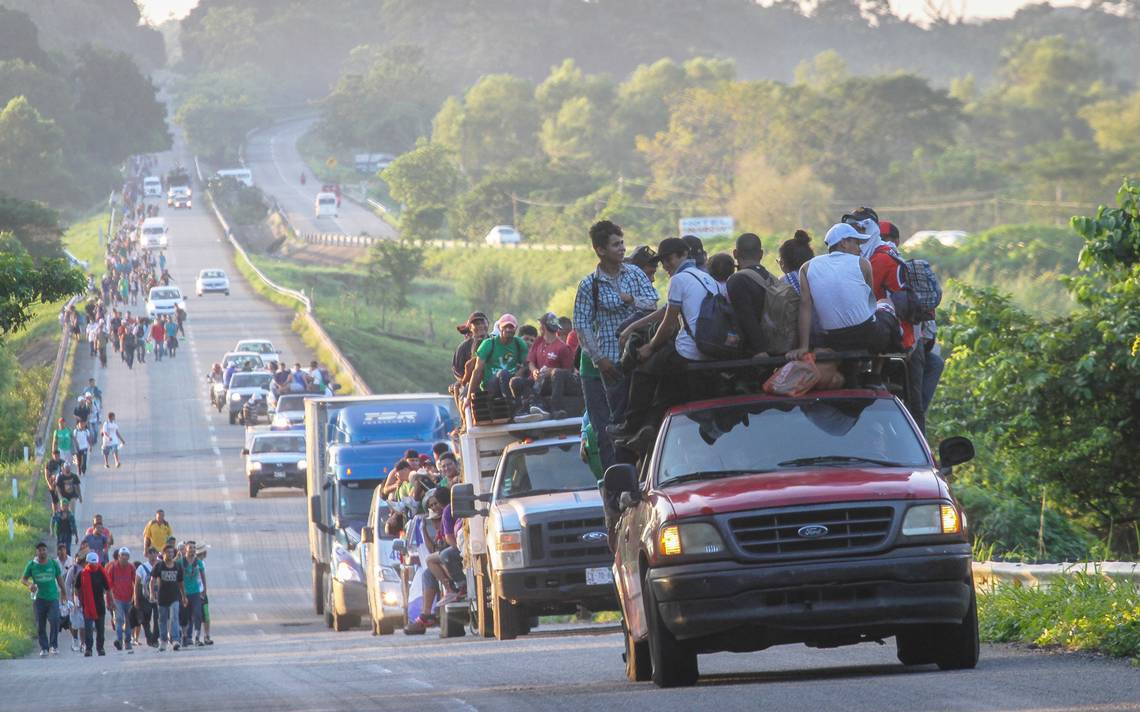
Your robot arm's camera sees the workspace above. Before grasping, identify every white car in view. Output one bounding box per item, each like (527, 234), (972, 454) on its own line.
(196, 269), (230, 296)
(138, 217), (168, 250)
(484, 225), (522, 245)
(315, 192), (339, 218)
(221, 351), (266, 371)
(168, 186), (192, 209)
(234, 339), (280, 360)
(142, 176), (163, 197)
(145, 285), (185, 319)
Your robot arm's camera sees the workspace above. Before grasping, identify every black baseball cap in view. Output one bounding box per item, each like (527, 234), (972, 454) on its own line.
(625, 245), (660, 268)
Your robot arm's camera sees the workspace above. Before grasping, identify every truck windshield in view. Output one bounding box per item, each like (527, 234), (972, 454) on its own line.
(657, 398), (929, 487)
(338, 482), (379, 519)
(252, 436), (304, 454)
(495, 443), (596, 499)
(276, 395), (310, 412)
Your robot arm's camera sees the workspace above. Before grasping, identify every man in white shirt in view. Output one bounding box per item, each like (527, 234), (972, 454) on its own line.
(100, 412), (126, 469)
(607, 237), (724, 449)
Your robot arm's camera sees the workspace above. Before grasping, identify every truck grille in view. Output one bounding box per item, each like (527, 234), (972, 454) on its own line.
(526, 516), (610, 565)
(728, 505), (895, 559)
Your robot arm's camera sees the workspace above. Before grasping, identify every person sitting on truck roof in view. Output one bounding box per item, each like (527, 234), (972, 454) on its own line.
(381, 460), (413, 501)
(452, 311), (489, 389)
(785, 223), (902, 362)
(513, 312), (580, 418)
(607, 237), (723, 451)
(464, 314), (529, 402)
(426, 487), (465, 606)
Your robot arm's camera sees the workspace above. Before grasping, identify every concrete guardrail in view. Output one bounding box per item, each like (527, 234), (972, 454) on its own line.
(195, 156), (372, 396)
(301, 232), (581, 252)
(973, 560), (1139, 588)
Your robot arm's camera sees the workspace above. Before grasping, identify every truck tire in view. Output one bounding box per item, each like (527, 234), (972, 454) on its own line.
(228, 410), (236, 425)
(492, 580), (519, 641)
(248, 481), (258, 498)
(624, 619), (652, 682)
(378, 619), (396, 635)
(643, 574), (698, 687)
(333, 612), (357, 632)
(895, 628), (937, 666)
(935, 589), (979, 670)
(313, 563), (325, 616)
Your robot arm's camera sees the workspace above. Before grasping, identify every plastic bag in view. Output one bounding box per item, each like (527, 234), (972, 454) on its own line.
(763, 353), (820, 396)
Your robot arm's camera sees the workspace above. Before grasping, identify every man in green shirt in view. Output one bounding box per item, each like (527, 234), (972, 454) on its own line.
(20, 541), (65, 656)
(52, 418), (73, 468)
(465, 314), (529, 401)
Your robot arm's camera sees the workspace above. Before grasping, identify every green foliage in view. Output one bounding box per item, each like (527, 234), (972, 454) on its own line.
(382, 143), (461, 211)
(175, 69), (269, 163)
(0, 462), (52, 659)
(0, 193), (64, 259)
(0, 247), (84, 335)
(208, 177), (268, 226)
(955, 483), (1094, 562)
(365, 239), (425, 328)
(0, 96), (67, 205)
(978, 575), (1140, 659)
(70, 46), (170, 164)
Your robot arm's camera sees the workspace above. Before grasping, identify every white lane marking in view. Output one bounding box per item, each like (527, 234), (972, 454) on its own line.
(448, 699), (478, 712)
(208, 425), (215, 433)
(212, 446), (220, 456)
(216, 473), (225, 483)
(369, 665), (392, 674)
(250, 612), (258, 621)
(210, 435), (217, 444)
(215, 459), (224, 470)
(234, 553), (244, 566)
(230, 534), (240, 547)
(221, 486), (230, 497)
(237, 570), (247, 581)
(223, 500), (233, 511)
(405, 679), (433, 689)
(245, 592), (253, 601)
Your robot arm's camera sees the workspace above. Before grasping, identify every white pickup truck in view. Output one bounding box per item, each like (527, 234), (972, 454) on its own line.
(451, 412), (618, 640)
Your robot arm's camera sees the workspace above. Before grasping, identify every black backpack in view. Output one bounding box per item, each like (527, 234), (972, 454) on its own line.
(678, 271), (742, 359)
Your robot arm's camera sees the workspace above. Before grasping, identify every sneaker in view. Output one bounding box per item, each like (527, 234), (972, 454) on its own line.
(84, 650), (92, 657)
(403, 616), (428, 635)
(39, 649), (47, 657)
(50, 647), (58, 655)
(71, 642), (80, 652)
(172, 642), (180, 651)
(513, 412), (543, 423)
(113, 640), (122, 651)
(159, 643), (166, 652)
(529, 405), (550, 418)
(97, 649), (106, 656)
(203, 638), (213, 645)
(195, 639), (204, 647)
(127, 648), (134, 654)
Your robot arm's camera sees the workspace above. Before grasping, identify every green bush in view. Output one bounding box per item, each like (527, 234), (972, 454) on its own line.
(979, 574), (1140, 659)
(0, 462), (50, 659)
(956, 483), (1095, 563)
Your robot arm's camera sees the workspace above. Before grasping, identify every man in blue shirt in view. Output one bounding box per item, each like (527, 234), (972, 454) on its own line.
(572, 221), (659, 469)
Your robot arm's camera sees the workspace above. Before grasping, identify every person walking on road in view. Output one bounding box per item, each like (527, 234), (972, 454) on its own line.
(180, 541), (207, 647)
(52, 500), (78, 555)
(44, 449), (64, 513)
(101, 412), (125, 469)
(54, 464), (82, 508)
(105, 548), (136, 653)
(52, 418), (72, 470)
(20, 541), (65, 656)
(83, 515), (113, 564)
(143, 510), (173, 553)
(74, 551), (113, 656)
(151, 545), (185, 651)
(73, 419), (92, 476)
(135, 547), (159, 647)
(150, 318), (165, 361)
(164, 317), (178, 358)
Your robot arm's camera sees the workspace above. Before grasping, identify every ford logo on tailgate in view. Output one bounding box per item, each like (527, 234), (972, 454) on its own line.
(797, 525), (829, 539)
(580, 531), (608, 544)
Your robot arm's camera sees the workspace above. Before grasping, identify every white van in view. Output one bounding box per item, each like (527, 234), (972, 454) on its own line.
(314, 192), (338, 218)
(142, 176), (163, 197)
(139, 217), (168, 249)
(216, 168), (253, 187)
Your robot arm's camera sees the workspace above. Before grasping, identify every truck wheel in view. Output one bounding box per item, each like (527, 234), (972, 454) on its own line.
(332, 612), (356, 632)
(624, 619), (652, 682)
(492, 588), (519, 641)
(248, 482), (258, 498)
(935, 589), (979, 670)
(228, 411), (236, 425)
(895, 628), (937, 666)
(313, 563), (325, 616)
(643, 575), (698, 687)
(324, 575), (334, 628)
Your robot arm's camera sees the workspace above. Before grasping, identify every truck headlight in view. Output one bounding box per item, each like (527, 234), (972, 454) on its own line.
(297, 460), (307, 470)
(249, 463), (261, 472)
(902, 503), (961, 536)
(230, 393), (241, 401)
(335, 560), (362, 583)
(491, 530), (524, 570)
(381, 590), (400, 606)
(658, 522), (726, 558)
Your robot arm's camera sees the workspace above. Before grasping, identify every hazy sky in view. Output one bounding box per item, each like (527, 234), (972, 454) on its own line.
(137, 0), (1089, 25)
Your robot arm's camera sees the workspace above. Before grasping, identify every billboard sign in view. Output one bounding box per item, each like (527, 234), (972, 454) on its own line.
(679, 215), (735, 239)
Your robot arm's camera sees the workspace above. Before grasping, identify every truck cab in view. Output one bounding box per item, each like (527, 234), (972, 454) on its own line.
(451, 413), (618, 640)
(305, 395), (456, 632)
(602, 389), (978, 687)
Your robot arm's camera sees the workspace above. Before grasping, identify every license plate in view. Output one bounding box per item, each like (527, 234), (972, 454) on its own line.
(273, 471), (286, 479)
(585, 567), (613, 585)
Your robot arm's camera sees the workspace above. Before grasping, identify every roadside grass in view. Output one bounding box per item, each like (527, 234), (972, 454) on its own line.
(0, 464), (51, 659)
(978, 574), (1140, 659)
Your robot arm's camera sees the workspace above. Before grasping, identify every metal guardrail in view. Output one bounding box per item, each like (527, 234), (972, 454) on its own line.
(33, 294), (79, 465)
(301, 232), (581, 252)
(302, 232), (377, 247)
(366, 198), (389, 215)
(196, 156), (371, 396)
(973, 560), (1139, 588)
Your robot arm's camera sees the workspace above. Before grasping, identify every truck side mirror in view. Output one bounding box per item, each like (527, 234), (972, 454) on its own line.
(451, 483), (477, 518)
(361, 526), (374, 544)
(240, 447), (249, 456)
(938, 436), (975, 477)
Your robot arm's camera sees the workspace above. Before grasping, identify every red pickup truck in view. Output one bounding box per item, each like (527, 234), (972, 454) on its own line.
(602, 388), (977, 687)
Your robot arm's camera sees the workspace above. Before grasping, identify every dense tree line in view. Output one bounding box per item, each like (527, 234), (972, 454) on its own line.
(0, 7), (170, 210)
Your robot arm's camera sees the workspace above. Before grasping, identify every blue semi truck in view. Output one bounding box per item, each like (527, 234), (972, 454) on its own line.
(305, 394), (456, 631)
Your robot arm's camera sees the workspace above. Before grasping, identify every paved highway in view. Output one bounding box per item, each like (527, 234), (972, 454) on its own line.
(244, 116), (397, 240)
(3, 140), (1140, 711)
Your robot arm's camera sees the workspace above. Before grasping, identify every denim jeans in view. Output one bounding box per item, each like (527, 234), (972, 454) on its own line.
(83, 611), (105, 653)
(138, 598), (157, 645)
(922, 346), (945, 413)
(184, 592), (203, 640)
(33, 597), (60, 651)
(582, 376), (615, 471)
(158, 601), (180, 644)
(113, 599), (132, 648)
(153, 339), (164, 361)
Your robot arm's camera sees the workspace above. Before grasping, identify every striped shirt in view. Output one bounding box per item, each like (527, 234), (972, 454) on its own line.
(573, 264), (658, 366)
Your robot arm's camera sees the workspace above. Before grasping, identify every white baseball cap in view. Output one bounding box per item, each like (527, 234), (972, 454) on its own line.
(824, 223), (872, 248)
(86, 552), (100, 564)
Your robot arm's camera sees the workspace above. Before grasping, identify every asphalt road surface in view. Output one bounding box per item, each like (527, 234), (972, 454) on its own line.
(3, 142), (1140, 711)
(244, 116), (397, 240)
